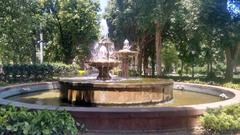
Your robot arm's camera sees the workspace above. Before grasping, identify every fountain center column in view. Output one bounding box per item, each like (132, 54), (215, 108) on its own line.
(116, 39), (138, 78)
(89, 37), (121, 80)
(121, 54), (130, 78)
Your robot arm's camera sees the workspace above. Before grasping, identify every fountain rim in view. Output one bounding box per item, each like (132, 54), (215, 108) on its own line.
(58, 78), (174, 85)
(0, 81), (240, 113)
(113, 50), (139, 57)
(86, 60), (121, 64)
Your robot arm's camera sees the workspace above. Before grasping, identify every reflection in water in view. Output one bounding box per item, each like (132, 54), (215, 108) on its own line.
(7, 90), (221, 107)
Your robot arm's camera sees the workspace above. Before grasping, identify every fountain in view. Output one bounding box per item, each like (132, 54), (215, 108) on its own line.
(88, 37), (120, 80)
(2, 81), (240, 133)
(58, 37), (173, 106)
(115, 39), (138, 78)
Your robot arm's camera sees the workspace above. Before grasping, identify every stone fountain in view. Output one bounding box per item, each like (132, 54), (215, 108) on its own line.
(115, 39), (138, 78)
(59, 38), (173, 106)
(88, 37), (120, 80)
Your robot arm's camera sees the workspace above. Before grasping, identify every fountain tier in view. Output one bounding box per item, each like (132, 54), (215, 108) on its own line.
(115, 50), (138, 78)
(59, 79), (173, 106)
(88, 61), (120, 80)
(89, 37), (120, 80)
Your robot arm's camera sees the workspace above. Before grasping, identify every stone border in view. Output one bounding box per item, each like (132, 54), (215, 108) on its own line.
(0, 82), (240, 132)
(59, 79), (173, 105)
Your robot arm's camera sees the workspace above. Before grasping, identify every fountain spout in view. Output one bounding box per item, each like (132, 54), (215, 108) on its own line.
(123, 39), (131, 50)
(88, 37), (120, 80)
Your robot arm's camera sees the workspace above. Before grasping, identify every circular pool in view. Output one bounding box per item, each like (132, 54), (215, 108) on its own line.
(0, 81), (240, 133)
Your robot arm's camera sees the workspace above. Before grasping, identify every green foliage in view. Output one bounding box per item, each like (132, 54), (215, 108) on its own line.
(0, 82), (7, 87)
(161, 42), (178, 73)
(201, 105), (240, 134)
(49, 63), (80, 76)
(187, 79), (204, 84)
(0, 0), (99, 64)
(223, 83), (240, 90)
(106, 0), (179, 76)
(1, 63), (79, 83)
(129, 69), (139, 77)
(199, 0), (240, 80)
(166, 75), (240, 90)
(0, 106), (82, 135)
(40, 0), (100, 64)
(0, 0), (39, 64)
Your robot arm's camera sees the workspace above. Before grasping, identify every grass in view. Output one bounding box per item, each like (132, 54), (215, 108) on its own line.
(163, 75), (240, 90)
(0, 82), (7, 87)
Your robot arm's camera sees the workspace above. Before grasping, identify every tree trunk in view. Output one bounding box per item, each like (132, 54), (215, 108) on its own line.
(192, 63), (194, 78)
(225, 44), (240, 80)
(137, 41), (143, 76)
(210, 59), (213, 73)
(207, 63), (210, 74)
(137, 53), (143, 76)
(180, 60), (184, 77)
(151, 52), (155, 77)
(137, 37), (146, 76)
(155, 21), (162, 77)
(31, 41), (37, 64)
(225, 47), (234, 80)
(143, 52), (148, 76)
(62, 33), (75, 64)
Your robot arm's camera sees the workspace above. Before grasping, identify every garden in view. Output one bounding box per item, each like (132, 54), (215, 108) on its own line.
(1, 0), (240, 134)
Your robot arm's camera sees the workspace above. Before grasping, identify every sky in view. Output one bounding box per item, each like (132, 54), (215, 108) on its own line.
(100, 0), (109, 14)
(99, 0), (109, 37)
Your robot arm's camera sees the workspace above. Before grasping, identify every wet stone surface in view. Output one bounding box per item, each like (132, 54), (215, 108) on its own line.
(59, 78), (174, 106)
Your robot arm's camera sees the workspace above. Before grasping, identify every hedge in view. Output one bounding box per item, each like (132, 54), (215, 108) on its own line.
(0, 63), (80, 83)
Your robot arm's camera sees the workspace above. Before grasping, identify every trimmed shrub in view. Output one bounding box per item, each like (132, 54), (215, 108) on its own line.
(1, 63), (80, 83)
(0, 106), (84, 135)
(201, 105), (240, 134)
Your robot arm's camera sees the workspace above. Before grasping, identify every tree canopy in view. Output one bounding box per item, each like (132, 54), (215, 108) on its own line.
(105, 0), (240, 80)
(1, 0), (240, 80)
(0, 0), (100, 64)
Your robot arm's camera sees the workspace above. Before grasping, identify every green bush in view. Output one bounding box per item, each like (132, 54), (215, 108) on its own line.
(201, 105), (240, 134)
(1, 63), (80, 83)
(0, 106), (84, 135)
(129, 69), (139, 77)
(194, 66), (207, 75)
(223, 82), (240, 90)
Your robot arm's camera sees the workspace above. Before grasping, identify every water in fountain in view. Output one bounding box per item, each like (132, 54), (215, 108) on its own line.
(123, 39), (131, 50)
(91, 38), (116, 62)
(88, 37), (121, 80)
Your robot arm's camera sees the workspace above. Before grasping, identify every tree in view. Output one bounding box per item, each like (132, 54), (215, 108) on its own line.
(106, 0), (179, 76)
(105, 0), (154, 75)
(166, 0), (203, 77)
(200, 0), (240, 80)
(153, 0), (179, 76)
(38, 0), (100, 64)
(0, 0), (39, 64)
(161, 41), (178, 74)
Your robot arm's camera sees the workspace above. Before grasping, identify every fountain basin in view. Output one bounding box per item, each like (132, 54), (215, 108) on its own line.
(114, 50), (138, 78)
(88, 61), (120, 80)
(59, 79), (173, 106)
(1, 81), (240, 133)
